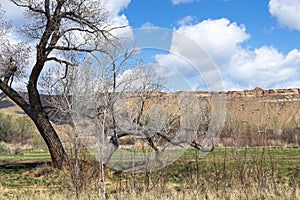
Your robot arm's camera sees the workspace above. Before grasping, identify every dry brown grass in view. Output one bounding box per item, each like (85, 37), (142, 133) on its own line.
(0, 183), (299, 200)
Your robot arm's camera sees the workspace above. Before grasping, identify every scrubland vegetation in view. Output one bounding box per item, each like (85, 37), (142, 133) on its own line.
(1, 95), (300, 199)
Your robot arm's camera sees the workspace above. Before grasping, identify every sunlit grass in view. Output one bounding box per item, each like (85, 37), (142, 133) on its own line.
(0, 150), (51, 161)
(0, 147), (299, 199)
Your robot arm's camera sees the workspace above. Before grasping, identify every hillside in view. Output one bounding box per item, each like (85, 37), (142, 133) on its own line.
(220, 87), (300, 146)
(1, 87), (299, 147)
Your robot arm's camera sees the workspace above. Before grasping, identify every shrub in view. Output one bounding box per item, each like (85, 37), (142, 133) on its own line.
(0, 142), (24, 155)
(15, 117), (33, 143)
(0, 142), (11, 155)
(0, 113), (34, 144)
(0, 113), (13, 143)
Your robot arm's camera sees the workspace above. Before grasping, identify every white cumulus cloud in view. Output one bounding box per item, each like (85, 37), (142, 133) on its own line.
(175, 18), (250, 65)
(269, 0), (300, 31)
(104, 0), (131, 16)
(102, 0), (132, 36)
(225, 47), (300, 89)
(155, 17), (300, 91)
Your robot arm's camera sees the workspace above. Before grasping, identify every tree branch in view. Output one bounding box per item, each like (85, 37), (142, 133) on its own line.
(46, 57), (75, 66)
(51, 46), (104, 53)
(0, 79), (32, 113)
(44, 0), (50, 20)
(10, 1), (46, 15)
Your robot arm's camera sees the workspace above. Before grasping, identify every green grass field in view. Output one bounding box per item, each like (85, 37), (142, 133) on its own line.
(0, 147), (299, 199)
(0, 150), (51, 162)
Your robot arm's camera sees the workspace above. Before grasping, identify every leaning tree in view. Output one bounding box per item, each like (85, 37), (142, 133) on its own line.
(0, 0), (120, 169)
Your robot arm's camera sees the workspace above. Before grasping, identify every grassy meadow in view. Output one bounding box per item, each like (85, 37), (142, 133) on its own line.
(0, 147), (299, 199)
(0, 93), (299, 199)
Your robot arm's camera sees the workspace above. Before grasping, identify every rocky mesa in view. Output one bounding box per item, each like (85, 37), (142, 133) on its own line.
(1, 87), (299, 147)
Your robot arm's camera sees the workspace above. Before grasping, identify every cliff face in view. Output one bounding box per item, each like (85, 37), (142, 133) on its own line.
(147, 88), (300, 147)
(225, 87), (300, 99)
(220, 88), (300, 146)
(181, 87), (300, 99)
(1, 88), (300, 147)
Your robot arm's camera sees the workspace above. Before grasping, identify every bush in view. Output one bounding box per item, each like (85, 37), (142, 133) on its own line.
(0, 113), (13, 143)
(0, 142), (24, 155)
(15, 117), (34, 143)
(0, 113), (33, 144)
(0, 142), (11, 155)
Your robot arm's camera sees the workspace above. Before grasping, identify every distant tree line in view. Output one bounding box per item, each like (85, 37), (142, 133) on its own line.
(0, 113), (33, 143)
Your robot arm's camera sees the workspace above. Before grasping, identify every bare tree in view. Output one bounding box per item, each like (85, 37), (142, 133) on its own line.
(39, 33), (214, 176)
(0, 0), (121, 169)
(67, 44), (214, 173)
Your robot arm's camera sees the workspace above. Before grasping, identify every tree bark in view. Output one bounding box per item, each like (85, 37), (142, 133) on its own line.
(29, 109), (68, 169)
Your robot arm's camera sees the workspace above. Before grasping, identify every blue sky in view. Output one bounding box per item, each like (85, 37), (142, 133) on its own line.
(121, 0), (300, 90)
(124, 0), (299, 54)
(1, 0), (300, 91)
